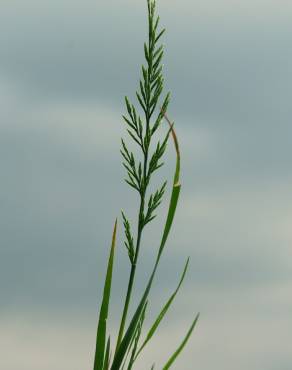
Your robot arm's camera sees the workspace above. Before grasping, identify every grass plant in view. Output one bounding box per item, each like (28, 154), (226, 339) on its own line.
(93, 1), (198, 369)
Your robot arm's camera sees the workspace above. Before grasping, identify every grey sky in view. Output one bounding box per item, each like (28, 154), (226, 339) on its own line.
(1, 1), (292, 369)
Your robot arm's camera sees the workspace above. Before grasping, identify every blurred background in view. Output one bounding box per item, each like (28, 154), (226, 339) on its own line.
(1, 1), (292, 369)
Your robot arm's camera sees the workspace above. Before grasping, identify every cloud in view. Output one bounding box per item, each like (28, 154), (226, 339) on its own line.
(1, 0), (292, 124)
(1, 83), (291, 311)
(2, 280), (292, 370)
(1, 1), (292, 368)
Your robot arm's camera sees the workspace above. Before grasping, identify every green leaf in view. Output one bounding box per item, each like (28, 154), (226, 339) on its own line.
(126, 301), (148, 370)
(122, 115), (136, 131)
(136, 91), (147, 113)
(155, 28), (165, 43)
(144, 43), (149, 62)
(151, 93), (170, 134)
(120, 301), (148, 370)
(162, 111), (180, 185)
(102, 336), (111, 370)
(134, 258), (190, 359)
(127, 129), (142, 148)
(162, 314), (200, 370)
(111, 291), (147, 369)
(125, 97), (132, 117)
(153, 44), (163, 60)
(93, 219), (118, 370)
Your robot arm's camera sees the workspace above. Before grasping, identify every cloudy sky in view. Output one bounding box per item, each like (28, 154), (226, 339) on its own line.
(1, 1), (292, 369)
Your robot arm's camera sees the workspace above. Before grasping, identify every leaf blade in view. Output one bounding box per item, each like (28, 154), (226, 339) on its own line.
(135, 258), (190, 359)
(94, 219), (118, 370)
(162, 313), (200, 370)
(102, 336), (111, 370)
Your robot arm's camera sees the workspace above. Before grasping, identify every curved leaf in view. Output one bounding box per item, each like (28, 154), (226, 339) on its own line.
(135, 258), (190, 359)
(162, 313), (200, 370)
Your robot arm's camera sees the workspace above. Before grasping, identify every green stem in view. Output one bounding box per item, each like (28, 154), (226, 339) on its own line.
(114, 0), (154, 359)
(115, 148), (149, 354)
(115, 215), (142, 353)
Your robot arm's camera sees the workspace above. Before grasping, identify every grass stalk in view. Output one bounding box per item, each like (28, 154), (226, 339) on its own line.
(93, 1), (198, 369)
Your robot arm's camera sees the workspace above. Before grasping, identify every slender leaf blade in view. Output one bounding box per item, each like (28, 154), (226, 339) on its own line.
(158, 183), (180, 258)
(94, 219), (118, 370)
(135, 258), (189, 359)
(162, 313), (200, 370)
(126, 301), (148, 370)
(158, 112), (181, 258)
(102, 337), (111, 370)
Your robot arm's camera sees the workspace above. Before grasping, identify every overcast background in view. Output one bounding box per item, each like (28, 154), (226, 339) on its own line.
(1, 1), (292, 369)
